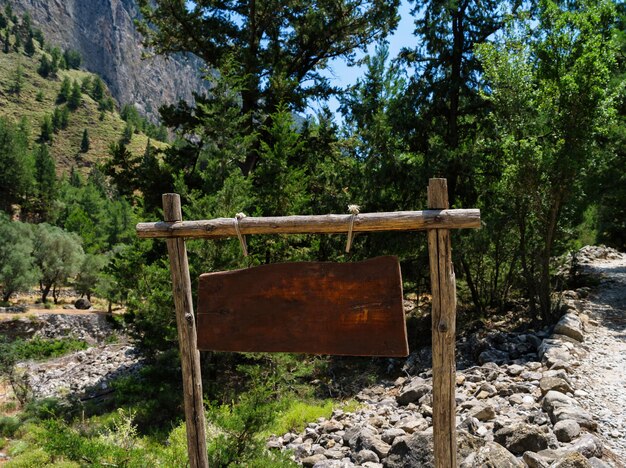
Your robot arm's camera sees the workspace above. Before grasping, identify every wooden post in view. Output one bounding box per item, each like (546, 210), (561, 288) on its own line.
(163, 194), (209, 468)
(427, 179), (457, 468)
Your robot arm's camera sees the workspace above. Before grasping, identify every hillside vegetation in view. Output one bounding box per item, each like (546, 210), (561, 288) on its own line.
(0, 12), (166, 175)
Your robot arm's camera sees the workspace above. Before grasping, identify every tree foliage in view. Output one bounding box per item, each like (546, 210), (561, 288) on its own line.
(0, 215), (38, 302)
(138, 0), (400, 175)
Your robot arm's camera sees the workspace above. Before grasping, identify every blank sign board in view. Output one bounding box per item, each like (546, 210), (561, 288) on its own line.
(197, 256), (408, 356)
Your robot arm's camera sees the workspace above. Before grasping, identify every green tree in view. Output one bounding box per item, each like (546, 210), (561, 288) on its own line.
(37, 54), (53, 77)
(80, 128), (90, 153)
(33, 144), (57, 221)
(32, 28), (44, 47)
(32, 223), (85, 303)
(9, 62), (24, 96)
(68, 80), (82, 109)
(64, 49), (81, 69)
(398, 0), (520, 207)
(75, 254), (107, 301)
(58, 76), (71, 103)
(24, 33), (34, 56)
(104, 141), (139, 198)
(3, 30), (10, 54)
(0, 216), (39, 302)
(138, 0), (400, 176)
(40, 114), (54, 143)
(0, 117), (34, 212)
(595, 2), (626, 249)
(91, 76), (105, 102)
(477, 0), (617, 321)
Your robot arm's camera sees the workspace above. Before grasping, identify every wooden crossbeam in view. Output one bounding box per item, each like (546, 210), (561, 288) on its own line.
(136, 208), (480, 239)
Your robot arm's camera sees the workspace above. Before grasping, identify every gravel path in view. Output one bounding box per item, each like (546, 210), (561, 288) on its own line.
(571, 253), (626, 462)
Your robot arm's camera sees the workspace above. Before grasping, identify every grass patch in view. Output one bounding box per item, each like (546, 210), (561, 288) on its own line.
(267, 399), (334, 435)
(9, 337), (88, 361)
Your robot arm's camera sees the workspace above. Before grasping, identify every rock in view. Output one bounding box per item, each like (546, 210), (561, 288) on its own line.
(460, 442), (523, 467)
(553, 420), (581, 442)
(478, 349), (510, 365)
(566, 434), (603, 459)
(550, 452), (592, 468)
(551, 406), (597, 430)
(553, 313), (584, 342)
(507, 364), (525, 376)
(381, 428), (406, 444)
(396, 416), (428, 434)
(74, 297), (92, 309)
(494, 423), (550, 455)
(313, 460), (356, 468)
(540, 376), (574, 395)
(587, 457), (611, 468)
(468, 403), (496, 421)
(396, 383), (430, 406)
(345, 427), (390, 458)
(383, 433), (434, 468)
(322, 420), (344, 433)
(302, 454), (328, 467)
(522, 451), (550, 468)
(355, 450), (379, 464)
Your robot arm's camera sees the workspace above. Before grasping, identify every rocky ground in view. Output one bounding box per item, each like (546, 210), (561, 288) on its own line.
(0, 312), (144, 401)
(268, 246), (626, 468)
(18, 344), (144, 401)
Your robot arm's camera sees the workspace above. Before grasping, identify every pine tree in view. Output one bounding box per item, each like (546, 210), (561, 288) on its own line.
(58, 77), (71, 102)
(91, 76), (105, 102)
(33, 144), (57, 220)
(80, 129), (90, 153)
(24, 33), (35, 56)
(38, 54), (52, 77)
(69, 166), (83, 188)
(68, 80), (82, 109)
(51, 107), (62, 132)
(64, 49), (81, 69)
(0, 118), (35, 212)
(10, 63), (24, 96)
(39, 115), (54, 143)
(13, 28), (21, 51)
(3, 31), (9, 54)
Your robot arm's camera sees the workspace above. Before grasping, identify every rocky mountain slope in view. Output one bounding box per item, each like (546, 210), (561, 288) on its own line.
(9, 0), (207, 120)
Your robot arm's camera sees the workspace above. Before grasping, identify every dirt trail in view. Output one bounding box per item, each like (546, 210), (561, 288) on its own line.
(571, 253), (626, 461)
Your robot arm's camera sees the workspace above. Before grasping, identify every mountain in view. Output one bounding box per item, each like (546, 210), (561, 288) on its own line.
(0, 21), (166, 175)
(8, 0), (207, 120)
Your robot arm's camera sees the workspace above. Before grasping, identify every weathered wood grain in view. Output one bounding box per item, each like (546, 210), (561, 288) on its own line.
(136, 209), (480, 239)
(427, 179), (458, 468)
(163, 194), (209, 468)
(197, 256), (408, 357)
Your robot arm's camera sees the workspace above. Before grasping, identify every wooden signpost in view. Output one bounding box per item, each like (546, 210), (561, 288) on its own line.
(136, 178), (480, 468)
(197, 256), (408, 356)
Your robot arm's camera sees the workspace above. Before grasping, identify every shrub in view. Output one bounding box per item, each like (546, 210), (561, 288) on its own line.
(0, 416), (21, 437)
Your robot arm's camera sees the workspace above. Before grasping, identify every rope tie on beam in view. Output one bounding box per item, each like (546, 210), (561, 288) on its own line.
(234, 212), (248, 257)
(345, 204), (360, 253)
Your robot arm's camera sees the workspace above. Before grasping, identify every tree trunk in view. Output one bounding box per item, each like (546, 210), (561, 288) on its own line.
(40, 282), (52, 303)
(52, 284), (60, 304)
(460, 255), (482, 312)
